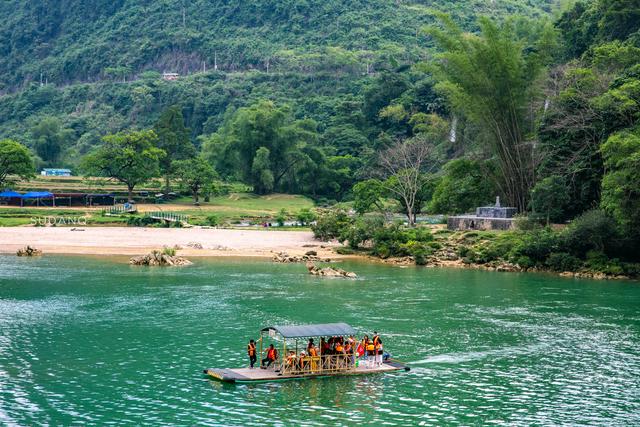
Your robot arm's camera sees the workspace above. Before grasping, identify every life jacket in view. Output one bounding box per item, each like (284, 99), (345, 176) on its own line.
(336, 344), (344, 352)
(267, 348), (276, 360)
(247, 343), (256, 356)
(373, 336), (381, 348)
(308, 347), (317, 357)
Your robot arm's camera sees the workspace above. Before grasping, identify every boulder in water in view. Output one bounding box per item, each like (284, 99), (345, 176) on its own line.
(306, 262), (357, 278)
(129, 250), (193, 267)
(17, 246), (42, 257)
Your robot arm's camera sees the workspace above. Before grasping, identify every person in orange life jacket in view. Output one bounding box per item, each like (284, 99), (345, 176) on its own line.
(307, 338), (318, 357)
(372, 331), (383, 365)
(363, 335), (373, 364)
(247, 339), (257, 368)
(261, 344), (278, 369)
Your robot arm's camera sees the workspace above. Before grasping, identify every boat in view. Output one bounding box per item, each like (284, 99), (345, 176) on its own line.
(203, 322), (410, 383)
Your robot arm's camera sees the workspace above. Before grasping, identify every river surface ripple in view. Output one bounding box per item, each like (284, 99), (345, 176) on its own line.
(0, 256), (639, 426)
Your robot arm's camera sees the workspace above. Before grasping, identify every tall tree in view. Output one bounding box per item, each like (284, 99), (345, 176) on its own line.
(0, 139), (34, 188)
(80, 130), (164, 202)
(251, 147), (274, 195)
(172, 157), (217, 204)
(31, 117), (74, 166)
(426, 15), (552, 211)
(376, 135), (437, 226)
(153, 106), (195, 192)
(600, 128), (640, 233)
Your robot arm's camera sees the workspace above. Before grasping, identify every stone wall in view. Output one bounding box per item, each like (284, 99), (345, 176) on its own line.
(475, 206), (517, 218)
(447, 216), (516, 231)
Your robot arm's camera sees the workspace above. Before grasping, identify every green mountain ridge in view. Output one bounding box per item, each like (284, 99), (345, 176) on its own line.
(1, 0), (557, 89)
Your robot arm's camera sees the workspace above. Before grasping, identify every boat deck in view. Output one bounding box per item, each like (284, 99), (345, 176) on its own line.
(204, 360), (409, 383)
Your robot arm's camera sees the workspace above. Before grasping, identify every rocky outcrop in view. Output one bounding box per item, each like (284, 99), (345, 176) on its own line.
(306, 262), (357, 278)
(16, 246), (42, 256)
(129, 250), (193, 267)
(273, 251), (331, 263)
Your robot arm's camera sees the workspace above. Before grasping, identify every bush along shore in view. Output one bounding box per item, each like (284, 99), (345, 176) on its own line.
(313, 210), (640, 280)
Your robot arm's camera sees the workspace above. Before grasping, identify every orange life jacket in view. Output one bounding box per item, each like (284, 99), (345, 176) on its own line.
(373, 336), (381, 348)
(267, 348), (276, 360)
(336, 345), (344, 352)
(247, 343), (256, 356)
(308, 347), (317, 357)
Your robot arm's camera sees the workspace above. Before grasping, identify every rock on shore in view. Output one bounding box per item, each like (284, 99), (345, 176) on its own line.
(16, 246), (43, 256)
(129, 250), (193, 266)
(273, 251), (331, 263)
(306, 262), (357, 278)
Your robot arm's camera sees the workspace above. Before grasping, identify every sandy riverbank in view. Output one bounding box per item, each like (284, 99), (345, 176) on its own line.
(0, 227), (340, 258)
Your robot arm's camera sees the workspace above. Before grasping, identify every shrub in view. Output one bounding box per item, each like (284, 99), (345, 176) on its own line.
(546, 252), (582, 272)
(339, 215), (384, 249)
(275, 208), (287, 227)
(127, 216), (156, 227)
(370, 224), (433, 260)
(562, 209), (618, 257)
(510, 228), (562, 264)
(311, 209), (353, 240)
(296, 208), (316, 226)
(206, 215), (219, 226)
(514, 256), (534, 269)
(162, 246), (177, 256)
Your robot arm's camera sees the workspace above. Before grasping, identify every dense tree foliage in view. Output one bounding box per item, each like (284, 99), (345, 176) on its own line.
(1, 0), (639, 246)
(0, 139), (34, 188)
(153, 105), (195, 191)
(172, 157), (217, 204)
(80, 130), (164, 201)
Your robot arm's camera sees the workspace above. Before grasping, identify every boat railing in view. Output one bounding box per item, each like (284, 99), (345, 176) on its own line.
(279, 353), (356, 376)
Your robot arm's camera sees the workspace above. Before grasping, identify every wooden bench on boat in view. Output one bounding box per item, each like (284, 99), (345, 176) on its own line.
(204, 322), (410, 383)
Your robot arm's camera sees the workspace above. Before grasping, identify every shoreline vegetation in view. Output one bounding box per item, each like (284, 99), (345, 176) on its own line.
(1, 223), (637, 281)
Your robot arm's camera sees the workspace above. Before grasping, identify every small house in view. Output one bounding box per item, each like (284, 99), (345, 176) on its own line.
(162, 72), (180, 81)
(41, 168), (72, 177)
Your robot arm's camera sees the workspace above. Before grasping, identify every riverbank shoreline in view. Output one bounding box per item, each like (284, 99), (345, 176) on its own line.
(0, 226), (342, 259)
(0, 226), (636, 281)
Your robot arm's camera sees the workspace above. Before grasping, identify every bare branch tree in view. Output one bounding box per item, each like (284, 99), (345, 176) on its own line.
(376, 136), (437, 226)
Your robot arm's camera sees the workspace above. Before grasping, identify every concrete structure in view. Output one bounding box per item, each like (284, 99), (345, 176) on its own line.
(448, 196), (518, 231)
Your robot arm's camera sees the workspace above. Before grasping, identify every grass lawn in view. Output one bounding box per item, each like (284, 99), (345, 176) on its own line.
(0, 193), (316, 227)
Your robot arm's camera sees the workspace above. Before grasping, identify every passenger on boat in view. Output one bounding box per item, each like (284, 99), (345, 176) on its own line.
(344, 339), (353, 366)
(362, 335), (372, 365)
(347, 335), (356, 365)
(299, 350), (307, 370)
(261, 344), (278, 369)
(373, 332), (383, 366)
(286, 350), (297, 372)
(307, 339), (318, 357)
(321, 337), (329, 355)
(247, 339), (257, 369)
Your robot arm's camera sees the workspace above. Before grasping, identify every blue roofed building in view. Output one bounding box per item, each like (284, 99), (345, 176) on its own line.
(41, 168), (72, 177)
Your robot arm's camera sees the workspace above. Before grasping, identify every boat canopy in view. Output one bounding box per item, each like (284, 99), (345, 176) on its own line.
(261, 322), (356, 338)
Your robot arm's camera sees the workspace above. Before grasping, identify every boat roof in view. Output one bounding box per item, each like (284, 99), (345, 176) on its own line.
(262, 322), (356, 338)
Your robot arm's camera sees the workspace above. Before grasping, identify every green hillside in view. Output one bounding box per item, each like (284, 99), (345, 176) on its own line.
(0, 0), (559, 176)
(1, 0), (557, 89)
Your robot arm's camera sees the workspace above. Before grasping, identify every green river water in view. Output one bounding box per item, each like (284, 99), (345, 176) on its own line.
(1, 255), (639, 426)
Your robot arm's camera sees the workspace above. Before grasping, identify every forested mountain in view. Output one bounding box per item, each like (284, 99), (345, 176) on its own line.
(1, 0), (557, 89)
(0, 0), (559, 187)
